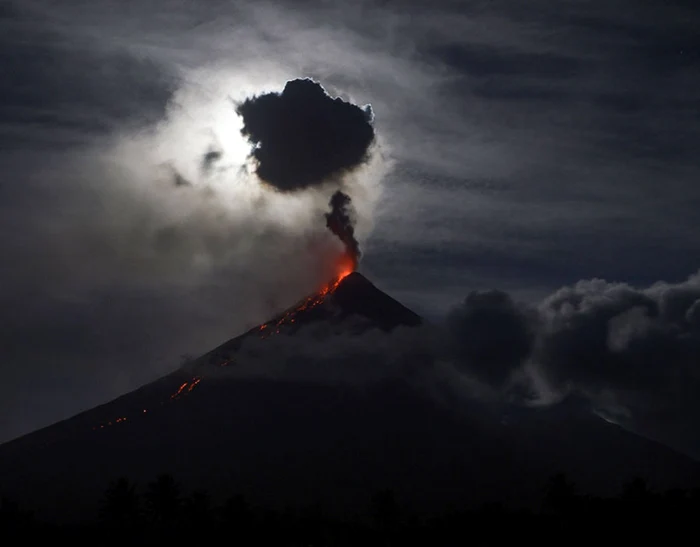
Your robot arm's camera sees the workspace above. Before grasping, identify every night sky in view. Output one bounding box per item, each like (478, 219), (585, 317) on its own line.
(1, 0), (699, 458)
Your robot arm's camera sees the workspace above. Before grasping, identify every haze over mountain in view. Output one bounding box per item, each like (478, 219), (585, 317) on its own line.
(1, 272), (697, 523)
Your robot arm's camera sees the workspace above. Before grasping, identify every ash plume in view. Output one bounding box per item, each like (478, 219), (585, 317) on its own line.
(325, 190), (361, 267)
(236, 78), (375, 192)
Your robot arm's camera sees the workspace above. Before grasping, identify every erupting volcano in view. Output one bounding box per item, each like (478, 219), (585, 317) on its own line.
(1, 79), (699, 524)
(0, 271), (699, 523)
(240, 267), (421, 342)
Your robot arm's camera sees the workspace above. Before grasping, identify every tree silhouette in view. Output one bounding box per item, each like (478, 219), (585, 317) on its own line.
(543, 473), (578, 516)
(5, 471), (700, 543)
(371, 489), (400, 545)
(144, 474), (181, 527)
(183, 489), (212, 529)
(622, 477), (651, 504)
(99, 477), (140, 528)
(0, 496), (35, 531)
(0, 496), (20, 523)
(221, 494), (253, 533)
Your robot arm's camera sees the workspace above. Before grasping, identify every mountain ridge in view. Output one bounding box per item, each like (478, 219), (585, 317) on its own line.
(0, 272), (698, 522)
(186, 271), (421, 372)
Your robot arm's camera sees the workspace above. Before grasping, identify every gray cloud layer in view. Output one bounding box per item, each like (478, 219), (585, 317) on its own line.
(452, 270), (700, 457)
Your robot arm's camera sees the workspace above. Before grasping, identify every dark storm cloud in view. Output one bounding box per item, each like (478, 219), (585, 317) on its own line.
(531, 274), (700, 457)
(236, 78), (375, 191)
(325, 191), (361, 265)
(445, 290), (535, 388)
(438, 272), (700, 396)
(408, 270), (699, 455)
(534, 275), (700, 403)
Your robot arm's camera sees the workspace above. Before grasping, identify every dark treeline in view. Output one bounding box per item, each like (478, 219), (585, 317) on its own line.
(2, 473), (699, 545)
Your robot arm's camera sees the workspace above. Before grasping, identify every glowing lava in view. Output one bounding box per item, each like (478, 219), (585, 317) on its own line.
(187, 377), (202, 392)
(170, 376), (202, 399)
(171, 382), (188, 399)
(92, 257), (355, 432)
(258, 254), (355, 339)
(93, 376), (203, 431)
(336, 251), (355, 282)
(92, 416), (127, 431)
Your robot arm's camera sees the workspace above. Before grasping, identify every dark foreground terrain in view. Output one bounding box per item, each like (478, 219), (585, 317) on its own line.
(2, 473), (699, 546)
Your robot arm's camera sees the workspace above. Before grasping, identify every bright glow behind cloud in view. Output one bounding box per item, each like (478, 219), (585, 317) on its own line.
(110, 63), (387, 230)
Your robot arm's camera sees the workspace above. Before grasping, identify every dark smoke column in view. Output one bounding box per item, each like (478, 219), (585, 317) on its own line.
(236, 78), (376, 266)
(325, 191), (360, 269)
(236, 78), (375, 191)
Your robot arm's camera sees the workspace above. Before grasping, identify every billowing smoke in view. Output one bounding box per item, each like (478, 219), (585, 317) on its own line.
(436, 270), (700, 455)
(445, 290), (536, 389)
(442, 273), (700, 402)
(325, 191), (361, 268)
(236, 78), (375, 192)
(236, 78), (376, 268)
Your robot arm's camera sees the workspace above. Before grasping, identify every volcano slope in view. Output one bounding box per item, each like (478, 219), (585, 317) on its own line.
(0, 273), (698, 522)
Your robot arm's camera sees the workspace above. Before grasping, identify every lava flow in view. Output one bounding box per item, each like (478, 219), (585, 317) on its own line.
(259, 255), (354, 339)
(93, 376), (203, 432)
(91, 258), (354, 432)
(171, 376), (202, 399)
(92, 416), (127, 431)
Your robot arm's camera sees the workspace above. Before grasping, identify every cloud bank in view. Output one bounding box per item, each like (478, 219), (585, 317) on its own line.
(443, 270), (700, 456)
(213, 268), (700, 458)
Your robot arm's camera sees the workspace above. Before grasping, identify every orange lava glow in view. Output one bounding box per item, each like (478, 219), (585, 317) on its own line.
(171, 382), (188, 399)
(92, 416), (127, 430)
(257, 254), (354, 340)
(91, 255), (356, 433)
(94, 376), (204, 431)
(188, 377), (202, 392)
(170, 376), (202, 399)
(335, 252), (355, 282)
